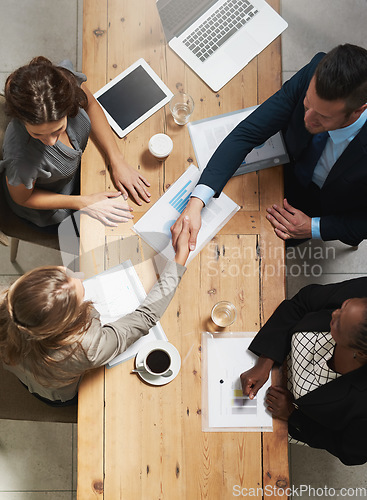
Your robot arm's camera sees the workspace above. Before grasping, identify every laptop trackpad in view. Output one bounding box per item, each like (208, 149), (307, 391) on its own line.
(222, 33), (262, 63)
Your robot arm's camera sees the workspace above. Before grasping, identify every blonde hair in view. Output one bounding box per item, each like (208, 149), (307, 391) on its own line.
(0, 266), (93, 387)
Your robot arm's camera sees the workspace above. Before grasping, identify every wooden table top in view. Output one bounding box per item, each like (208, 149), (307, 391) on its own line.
(78, 0), (289, 498)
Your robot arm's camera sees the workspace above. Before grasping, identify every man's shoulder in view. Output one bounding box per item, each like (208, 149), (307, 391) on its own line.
(311, 52), (326, 63)
(306, 52), (326, 73)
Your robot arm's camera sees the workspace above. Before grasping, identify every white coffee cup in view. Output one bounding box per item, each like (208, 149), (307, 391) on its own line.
(148, 133), (173, 160)
(142, 345), (173, 377)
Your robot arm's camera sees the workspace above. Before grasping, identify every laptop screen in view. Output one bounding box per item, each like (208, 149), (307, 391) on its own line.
(157, 0), (216, 40)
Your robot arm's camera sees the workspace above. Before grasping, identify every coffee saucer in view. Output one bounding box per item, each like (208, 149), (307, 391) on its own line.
(134, 340), (181, 386)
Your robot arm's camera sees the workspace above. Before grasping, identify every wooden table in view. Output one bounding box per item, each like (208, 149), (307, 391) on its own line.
(78, 1), (289, 498)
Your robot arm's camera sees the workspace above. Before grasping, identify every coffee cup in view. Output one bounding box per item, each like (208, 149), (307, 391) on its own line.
(148, 133), (173, 160)
(141, 346), (173, 377)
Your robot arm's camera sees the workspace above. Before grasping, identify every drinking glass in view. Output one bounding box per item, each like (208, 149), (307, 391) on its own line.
(211, 301), (237, 328)
(169, 93), (194, 125)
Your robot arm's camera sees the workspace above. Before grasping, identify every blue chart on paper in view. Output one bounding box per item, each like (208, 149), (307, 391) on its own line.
(168, 180), (192, 213)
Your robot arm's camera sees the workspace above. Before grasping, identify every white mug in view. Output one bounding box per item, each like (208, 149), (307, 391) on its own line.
(142, 346), (173, 377)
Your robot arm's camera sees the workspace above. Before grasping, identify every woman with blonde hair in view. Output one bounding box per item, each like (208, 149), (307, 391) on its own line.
(0, 56), (151, 230)
(0, 219), (191, 406)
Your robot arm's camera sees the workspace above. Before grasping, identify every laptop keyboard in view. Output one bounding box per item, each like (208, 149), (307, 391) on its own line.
(183, 0), (259, 62)
(160, 0), (205, 32)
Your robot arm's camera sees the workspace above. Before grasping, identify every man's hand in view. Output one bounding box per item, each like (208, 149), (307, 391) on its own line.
(240, 356), (274, 399)
(174, 216), (191, 266)
(266, 198), (312, 240)
(171, 197), (204, 252)
(266, 386), (295, 421)
(110, 157), (151, 206)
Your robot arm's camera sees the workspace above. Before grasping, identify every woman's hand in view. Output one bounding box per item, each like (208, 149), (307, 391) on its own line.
(82, 84), (151, 206)
(266, 386), (295, 421)
(174, 216), (191, 266)
(81, 191), (133, 227)
(171, 197), (204, 252)
(110, 156), (151, 206)
(240, 356), (274, 399)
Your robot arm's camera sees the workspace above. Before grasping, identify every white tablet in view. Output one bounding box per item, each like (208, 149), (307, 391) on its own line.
(94, 58), (173, 138)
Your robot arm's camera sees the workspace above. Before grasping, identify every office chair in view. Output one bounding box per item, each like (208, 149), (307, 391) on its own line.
(0, 363), (77, 423)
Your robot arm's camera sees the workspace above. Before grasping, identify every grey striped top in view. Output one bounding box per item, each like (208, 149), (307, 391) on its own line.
(0, 63), (91, 227)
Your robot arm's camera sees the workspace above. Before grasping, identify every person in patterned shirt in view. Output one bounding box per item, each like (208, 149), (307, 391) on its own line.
(240, 277), (367, 465)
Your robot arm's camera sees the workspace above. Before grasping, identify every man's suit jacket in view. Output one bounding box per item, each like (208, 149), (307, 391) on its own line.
(199, 53), (367, 246)
(249, 277), (367, 465)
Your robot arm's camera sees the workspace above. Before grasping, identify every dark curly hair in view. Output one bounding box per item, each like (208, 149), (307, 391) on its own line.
(4, 56), (88, 124)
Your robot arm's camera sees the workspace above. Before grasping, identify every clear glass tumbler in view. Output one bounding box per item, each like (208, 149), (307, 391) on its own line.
(211, 301), (237, 328)
(169, 93), (194, 125)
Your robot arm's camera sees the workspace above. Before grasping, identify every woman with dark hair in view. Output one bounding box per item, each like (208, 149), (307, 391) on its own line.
(0, 217), (191, 405)
(240, 278), (367, 465)
(0, 57), (151, 229)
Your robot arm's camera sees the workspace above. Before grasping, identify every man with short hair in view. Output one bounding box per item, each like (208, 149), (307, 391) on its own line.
(171, 44), (367, 248)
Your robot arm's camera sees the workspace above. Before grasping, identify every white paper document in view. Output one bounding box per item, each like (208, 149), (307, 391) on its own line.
(133, 165), (239, 263)
(188, 106), (289, 177)
(202, 333), (273, 432)
(83, 260), (167, 367)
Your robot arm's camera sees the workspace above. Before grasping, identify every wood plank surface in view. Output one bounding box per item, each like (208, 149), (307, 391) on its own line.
(80, 0), (289, 498)
(257, 2), (289, 496)
(78, 1), (108, 498)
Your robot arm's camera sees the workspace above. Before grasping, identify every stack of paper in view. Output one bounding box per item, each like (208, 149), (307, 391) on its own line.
(188, 105), (289, 177)
(133, 165), (239, 263)
(202, 332), (273, 432)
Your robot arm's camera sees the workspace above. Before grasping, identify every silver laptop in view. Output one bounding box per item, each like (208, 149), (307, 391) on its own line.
(156, 0), (288, 92)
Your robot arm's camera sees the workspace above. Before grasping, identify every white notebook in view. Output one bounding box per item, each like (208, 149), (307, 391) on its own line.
(83, 260), (167, 367)
(201, 332), (273, 432)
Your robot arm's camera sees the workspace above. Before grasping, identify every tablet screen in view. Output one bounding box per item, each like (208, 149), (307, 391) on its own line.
(96, 65), (168, 132)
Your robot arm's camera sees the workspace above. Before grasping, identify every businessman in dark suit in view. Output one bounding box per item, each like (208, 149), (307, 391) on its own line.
(171, 44), (367, 247)
(240, 277), (367, 466)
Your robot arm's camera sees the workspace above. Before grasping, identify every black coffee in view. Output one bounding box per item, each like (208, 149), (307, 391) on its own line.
(146, 349), (170, 374)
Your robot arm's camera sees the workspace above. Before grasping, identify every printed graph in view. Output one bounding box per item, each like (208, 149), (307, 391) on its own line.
(231, 380), (257, 415)
(168, 181), (192, 213)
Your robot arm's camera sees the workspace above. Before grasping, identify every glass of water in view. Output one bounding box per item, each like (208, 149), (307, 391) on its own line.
(169, 93), (194, 125)
(211, 301), (237, 328)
